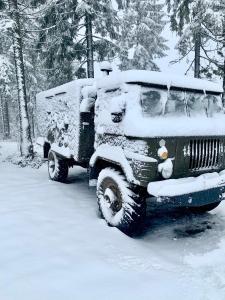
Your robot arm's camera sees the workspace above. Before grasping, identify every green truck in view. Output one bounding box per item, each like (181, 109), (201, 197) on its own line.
(36, 69), (225, 235)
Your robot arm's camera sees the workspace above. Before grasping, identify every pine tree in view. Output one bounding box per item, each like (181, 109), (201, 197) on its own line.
(118, 0), (168, 71)
(197, 1), (225, 92)
(166, 0), (213, 78)
(34, 0), (83, 88)
(35, 0), (119, 85)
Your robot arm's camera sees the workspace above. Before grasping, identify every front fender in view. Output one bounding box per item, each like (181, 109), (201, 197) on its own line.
(90, 145), (140, 185)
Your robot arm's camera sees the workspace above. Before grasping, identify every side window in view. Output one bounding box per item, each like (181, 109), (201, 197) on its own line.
(206, 95), (223, 117)
(165, 91), (186, 116)
(95, 88), (123, 125)
(140, 88), (164, 117)
(186, 92), (206, 117)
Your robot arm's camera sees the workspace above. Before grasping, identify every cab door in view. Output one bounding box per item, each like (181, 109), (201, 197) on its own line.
(79, 107), (95, 163)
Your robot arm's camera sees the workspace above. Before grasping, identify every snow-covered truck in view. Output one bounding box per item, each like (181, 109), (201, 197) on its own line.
(36, 70), (225, 235)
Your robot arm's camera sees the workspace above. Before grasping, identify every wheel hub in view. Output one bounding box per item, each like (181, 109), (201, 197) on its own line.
(48, 154), (56, 175)
(104, 188), (122, 213)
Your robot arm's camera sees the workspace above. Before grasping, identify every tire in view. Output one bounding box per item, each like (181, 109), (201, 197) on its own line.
(97, 168), (146, 236)
(48, 150), (68, 182)
(189, 201), (221, 213)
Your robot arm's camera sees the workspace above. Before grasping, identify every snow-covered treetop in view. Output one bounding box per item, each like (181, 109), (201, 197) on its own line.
(97, 70), (223, 93)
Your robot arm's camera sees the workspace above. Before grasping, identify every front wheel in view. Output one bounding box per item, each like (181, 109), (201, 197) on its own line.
(97, 168), (146, 236)
(48, 150), (68, 182)
(189, 201), (221, 214)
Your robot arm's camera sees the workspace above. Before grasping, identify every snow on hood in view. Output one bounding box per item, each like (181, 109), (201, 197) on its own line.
(97, 70), (223, 94)
(123, 115), (225, 137)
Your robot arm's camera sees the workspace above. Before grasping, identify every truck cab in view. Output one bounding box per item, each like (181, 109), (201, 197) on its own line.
(36, 70), (225, 235)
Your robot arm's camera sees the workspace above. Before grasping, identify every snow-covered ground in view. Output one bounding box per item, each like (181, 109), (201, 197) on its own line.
(1, 141), (225, 300)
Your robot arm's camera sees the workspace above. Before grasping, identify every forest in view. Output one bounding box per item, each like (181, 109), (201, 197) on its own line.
(0, 0), (225, 157)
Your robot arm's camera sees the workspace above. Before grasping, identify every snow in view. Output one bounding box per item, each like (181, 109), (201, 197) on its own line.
(90, 145), (140, 185)
(97, 70), (223, 93)
(36, 78), (93, 160)
(99, 61), (113, 72)
(124, 150), (157, 163)
(97, 168), (135, 226)
(80, 85), (97, 113)
(50, 143), (73, 159)
(109, 94), (126, 114)
(95, 81), (225, 138)
(36, 137), (46, 147)
(158, 158), (173, 179)
(1, 141), (225, 299)
(148, 171), (225, 197)
(81, 84), (97, 100)
(0, 141), (19, 160)
(80, 97), (95, 113)
(123, 115), (225, 138)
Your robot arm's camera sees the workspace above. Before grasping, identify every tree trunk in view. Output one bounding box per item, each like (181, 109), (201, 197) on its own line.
(221, 57), (225, 104)
(0, 95), (10, 139)
(85, 12), (94, 78)
(194, 30), (201, 78)
(222, 21), (225, 104)
(8, 0), (33, 157)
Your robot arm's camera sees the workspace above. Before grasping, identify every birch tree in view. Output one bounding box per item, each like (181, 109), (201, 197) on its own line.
(8, 0), (33, 156)
(0, 57), (12, 139)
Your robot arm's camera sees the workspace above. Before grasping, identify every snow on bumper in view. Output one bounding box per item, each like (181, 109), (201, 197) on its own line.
(148, 170), (225, 198)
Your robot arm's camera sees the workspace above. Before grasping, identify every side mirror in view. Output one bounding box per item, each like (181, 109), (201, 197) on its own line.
(110, 96), (126, 123)
(111, 111), (124, 123)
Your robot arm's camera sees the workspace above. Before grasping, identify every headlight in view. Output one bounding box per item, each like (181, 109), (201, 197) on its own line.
(157, 139), (173, 178)
(158, 146), (168, 160)
(158, 139), (168, 160)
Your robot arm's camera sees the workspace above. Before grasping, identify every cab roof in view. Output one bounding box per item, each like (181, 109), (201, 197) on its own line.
(97, 70), (223, 94)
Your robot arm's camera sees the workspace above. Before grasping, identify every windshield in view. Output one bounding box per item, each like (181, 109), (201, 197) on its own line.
(140, 87), (223, 118)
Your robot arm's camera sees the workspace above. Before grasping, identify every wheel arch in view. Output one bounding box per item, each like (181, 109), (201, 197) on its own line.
(90, 158), (124, 180)
(89, 155), (139, 186)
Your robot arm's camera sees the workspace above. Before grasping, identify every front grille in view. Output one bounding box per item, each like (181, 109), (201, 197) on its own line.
(189, 139), (223, 171)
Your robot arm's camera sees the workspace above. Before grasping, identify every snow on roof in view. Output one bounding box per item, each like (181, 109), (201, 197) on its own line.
(97, 70), (223, 94)
(99, 61), (113, 71)
(36, 78), (94, 99)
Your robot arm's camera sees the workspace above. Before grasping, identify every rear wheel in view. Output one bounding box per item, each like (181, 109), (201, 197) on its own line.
(97, 168), (146, 236)
(48, 150), (68, 182)
(189, 201), (221, 213)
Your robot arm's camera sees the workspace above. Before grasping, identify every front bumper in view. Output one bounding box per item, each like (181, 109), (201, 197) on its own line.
(147, 171), (225, 207)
